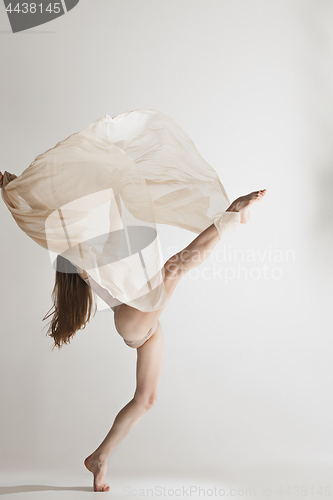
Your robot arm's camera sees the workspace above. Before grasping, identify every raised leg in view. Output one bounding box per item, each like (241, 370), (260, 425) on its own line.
(117, 189), (267, 338)
(84, 321), (164, 492)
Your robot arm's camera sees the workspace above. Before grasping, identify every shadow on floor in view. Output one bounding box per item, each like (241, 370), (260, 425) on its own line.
(0, 485), (92, 495)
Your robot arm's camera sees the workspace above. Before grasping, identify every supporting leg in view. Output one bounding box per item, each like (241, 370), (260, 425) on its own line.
(84, 322), (164, 492)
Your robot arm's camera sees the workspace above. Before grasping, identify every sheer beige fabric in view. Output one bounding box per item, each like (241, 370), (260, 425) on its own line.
(1, 109), (239, 311)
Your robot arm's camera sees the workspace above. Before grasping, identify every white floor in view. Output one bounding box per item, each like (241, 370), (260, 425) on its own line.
(1, 464), (332, 500)
(0, 470), (237, 499)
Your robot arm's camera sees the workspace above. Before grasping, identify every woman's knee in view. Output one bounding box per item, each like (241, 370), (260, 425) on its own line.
(133, 391), (158, 411)
(164, 253), (184, 281)
(164, 260), (177, 279)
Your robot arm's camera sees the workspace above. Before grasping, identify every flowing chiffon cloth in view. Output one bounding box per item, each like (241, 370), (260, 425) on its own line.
(78, 269), (158, 348)
(1, 109), (241, 314)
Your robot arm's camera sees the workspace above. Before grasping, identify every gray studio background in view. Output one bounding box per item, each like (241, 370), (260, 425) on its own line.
(1, 0), (333, 495)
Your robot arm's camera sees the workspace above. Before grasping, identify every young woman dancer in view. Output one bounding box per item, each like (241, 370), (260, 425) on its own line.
(1, 169), (266, 491)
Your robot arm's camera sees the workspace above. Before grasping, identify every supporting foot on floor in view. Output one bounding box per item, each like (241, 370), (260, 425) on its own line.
(84, 453), (110, 492)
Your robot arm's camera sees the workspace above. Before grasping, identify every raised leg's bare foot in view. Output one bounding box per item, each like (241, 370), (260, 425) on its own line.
(226, 189), (267, 223)
(84, 453), (110, 492)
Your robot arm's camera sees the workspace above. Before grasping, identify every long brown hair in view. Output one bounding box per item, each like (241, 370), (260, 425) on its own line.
(42, 255), (97, 350)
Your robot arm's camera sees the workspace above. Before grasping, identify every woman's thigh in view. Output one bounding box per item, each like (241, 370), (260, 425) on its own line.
(133, 321), (164, 404)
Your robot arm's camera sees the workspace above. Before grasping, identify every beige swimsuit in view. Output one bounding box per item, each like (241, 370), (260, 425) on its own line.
(80, 273), (158, 348)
